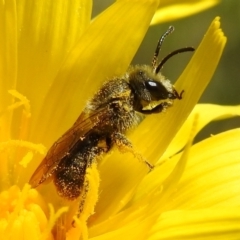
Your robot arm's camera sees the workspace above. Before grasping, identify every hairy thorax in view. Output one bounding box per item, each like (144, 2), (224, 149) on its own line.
(86, 78), (142, 133)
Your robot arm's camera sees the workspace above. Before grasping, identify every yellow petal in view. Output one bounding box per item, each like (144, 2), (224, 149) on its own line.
(165, 129), (240, 210)
(0, 0), (17, 140)
(133, 129), (240, 215)
(162, 104), (240, 159)
(113, 130), (240, 239)
(15, 0), (92, 138)
(151, 0), (220, 25)
(89, 212), (156, 240)
(149, 208), (240, 239)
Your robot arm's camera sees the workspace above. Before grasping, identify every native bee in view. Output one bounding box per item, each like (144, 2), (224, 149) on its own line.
(29, 26), (194, 212)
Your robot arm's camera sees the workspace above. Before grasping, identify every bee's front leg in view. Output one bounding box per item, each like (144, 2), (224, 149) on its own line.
(111, 132), (154, 171)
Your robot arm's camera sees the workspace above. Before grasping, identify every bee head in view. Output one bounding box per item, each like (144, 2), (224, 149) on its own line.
(129, 26), (194, 114)
(129, 66), (182, 101)
(129, 66), (183, 113)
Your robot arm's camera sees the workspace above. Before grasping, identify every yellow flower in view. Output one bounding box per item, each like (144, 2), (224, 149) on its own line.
(1, 0), (240, 240)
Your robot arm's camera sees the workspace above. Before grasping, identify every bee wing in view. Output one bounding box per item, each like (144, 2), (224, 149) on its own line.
(29, 108), (106, 188)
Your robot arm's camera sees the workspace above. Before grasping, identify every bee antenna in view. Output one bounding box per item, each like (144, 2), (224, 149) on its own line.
(155, 47), (195, 74)
(152, 26), (174, 72)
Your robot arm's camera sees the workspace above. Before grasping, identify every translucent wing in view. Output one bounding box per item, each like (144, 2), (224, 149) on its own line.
(29, 107), (108, 188)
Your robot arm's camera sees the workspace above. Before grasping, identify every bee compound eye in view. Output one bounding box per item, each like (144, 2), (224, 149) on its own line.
(145, 80), (158, 90)
(145, 80), (169, 100)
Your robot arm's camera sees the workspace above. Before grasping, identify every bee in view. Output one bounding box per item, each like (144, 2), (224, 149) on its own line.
(29, 26), (194, 213)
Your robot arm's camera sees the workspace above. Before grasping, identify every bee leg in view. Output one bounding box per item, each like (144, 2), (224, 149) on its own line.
(71, 180), (89, 227)
(71, 171), (90, 227)
(79, 178), (90, 216)
(111, 132), (154, 171)
(72, 150), (106, 226)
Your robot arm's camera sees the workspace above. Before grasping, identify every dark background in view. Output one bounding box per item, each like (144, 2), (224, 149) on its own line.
(92, 0), (240, 142)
